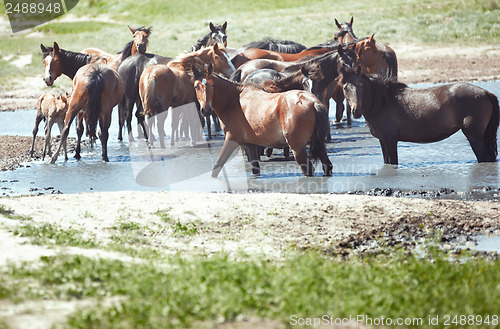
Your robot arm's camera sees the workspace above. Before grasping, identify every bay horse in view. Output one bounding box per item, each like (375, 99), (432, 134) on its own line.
(41, 42), (94, 159)
(29, 92), (71, 160)
(139, 43), (235, 148)
(192, 62), (333, 177)
(51, 64), (124, 163)
(340, 66), (499, 165)
(81, 25), (151, 71)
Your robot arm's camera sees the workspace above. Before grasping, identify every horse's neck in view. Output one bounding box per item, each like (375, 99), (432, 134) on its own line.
(212, 76), (241, 116)
(61, 50), (91, 79)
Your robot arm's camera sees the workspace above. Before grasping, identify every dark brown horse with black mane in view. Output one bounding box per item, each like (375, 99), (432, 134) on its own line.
(340, 66), (499, 165)
(51, 64), (123, 163)
(192, 62), (333, 177)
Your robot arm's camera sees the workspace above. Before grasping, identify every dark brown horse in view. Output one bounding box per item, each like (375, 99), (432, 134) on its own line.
(139, 44), (235, 148)
(81, 25), (152, 71)
(340, 66), (499, 164)
(192, 62), (333, 177)
(51, 64), (124, 163)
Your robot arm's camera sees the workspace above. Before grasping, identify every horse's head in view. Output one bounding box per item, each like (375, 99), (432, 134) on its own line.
(56, 92), (71, 109)
(192, 62), (214, 117)
(209, 42), (235, 78)
(209, 21), (228, 47)
(40, 42), (63, 86)
(340, 65), (368, 119)
(334, 17), (357, 44)
(354, 35), (389, 75)
(129, 25), (151, 54)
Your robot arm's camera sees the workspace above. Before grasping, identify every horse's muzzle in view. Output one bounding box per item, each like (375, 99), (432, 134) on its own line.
(201, 105), (213, 117)
(43, 76), (54, 86)
(352, 107), (362, 119)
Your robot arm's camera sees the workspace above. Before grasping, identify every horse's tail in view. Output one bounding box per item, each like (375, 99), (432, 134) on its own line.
(140, 71), (157, 129)
(380, 44), (398, 79)
(229, 68), (243, 82)
(84, 66), (106, 145)
(35, 95), (46, 122)
(484, 92), (499, 161)
(309, 102), (329, 162)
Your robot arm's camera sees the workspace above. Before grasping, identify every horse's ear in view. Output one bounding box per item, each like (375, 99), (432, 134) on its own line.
(337, 44), (344, 55)
(191, 65), (201, 79)
(222, 21), (227, 32)
(349, 16), (354, 26)
(223, 40), (227, 47)
(368, 34), (375, 43)
(53, 42), (60, 54)
(207, 62), (214, 75)
(40, 44), (47, 54)
(355, 65), (362, 76)
(146, 26), (153, 35)
(128, 25), (136, 34)
(209, 22), (216, 32)
(213, 42), (219, 52)
(335, 18), (341, 29)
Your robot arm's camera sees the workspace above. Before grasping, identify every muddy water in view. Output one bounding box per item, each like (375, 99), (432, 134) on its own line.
(1, 81), (499, 199)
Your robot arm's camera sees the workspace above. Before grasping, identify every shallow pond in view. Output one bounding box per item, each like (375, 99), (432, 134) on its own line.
(1, 81), (500, 200)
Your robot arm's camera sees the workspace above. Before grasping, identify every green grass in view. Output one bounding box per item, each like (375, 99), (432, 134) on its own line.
(13, 222), (97, 247)
(1, 250), (499, 328)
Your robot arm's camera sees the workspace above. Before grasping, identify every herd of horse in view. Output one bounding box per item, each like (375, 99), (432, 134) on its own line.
(33, 17), (499, 178)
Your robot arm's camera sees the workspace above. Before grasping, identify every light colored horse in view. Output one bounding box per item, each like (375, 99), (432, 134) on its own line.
(29, 92), (71, 160)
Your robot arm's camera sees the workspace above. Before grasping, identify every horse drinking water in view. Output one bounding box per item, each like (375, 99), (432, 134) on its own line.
(340, 66), (499, 165)
(192, 62), (333, 177)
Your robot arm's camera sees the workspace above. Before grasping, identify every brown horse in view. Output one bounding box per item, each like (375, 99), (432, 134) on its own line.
(51, 64), (124, 163)
(139, 43), (235, 148)
(231, 46), (336, 69)
(29, 92), (71, 160)
(192, 62), (333, 177)
(81, 25), (152, 71)
(340, 66), (499, 164)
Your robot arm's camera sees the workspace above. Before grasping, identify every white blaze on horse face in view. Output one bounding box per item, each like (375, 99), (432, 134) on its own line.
(43, 55), (54, 85)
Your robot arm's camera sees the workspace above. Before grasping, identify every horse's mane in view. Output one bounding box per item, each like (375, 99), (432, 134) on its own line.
(242, 38), (307, 54)
(170, 47), (217, 72)
(364, 73), (408, 114)
(118, 26), (151, 61)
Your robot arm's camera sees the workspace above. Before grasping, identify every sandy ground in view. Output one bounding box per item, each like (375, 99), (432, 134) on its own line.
(1, 44), (500, 329)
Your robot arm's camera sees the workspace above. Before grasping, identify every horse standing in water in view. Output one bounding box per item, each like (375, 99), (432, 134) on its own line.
(51, 64), (124, 163)
(340, 66), (499, 165)
(29, 92), (71, 160)
(81, 25), (151, 71)
(139, 43), (235, 148)
(192, 62), (333, 177)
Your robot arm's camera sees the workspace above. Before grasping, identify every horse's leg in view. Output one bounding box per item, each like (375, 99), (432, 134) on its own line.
(284, 146), (290, 158)
(99, 112), (111, 162)
(74, 112), (84, 160)
(42, 119), (54, 161)
(29, 113), (45, 157)
(146, 114), (155, 147)
(244, 144), (260, 175)
(58, 121), (68, 160)
(291, 146), (314, 176)
(212, 114), (221, 132)
(462, 129), (490, 162)
(318, 144), (333, 176)
(117, 96), (126, 142)
(136, 100), (147, 140)
(157, 109), (168, 149)
(206, 114), (212, 140)
(379, 138), (398, 165)
(212, 138), (240, 177)
(51, 109), (78, 164)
